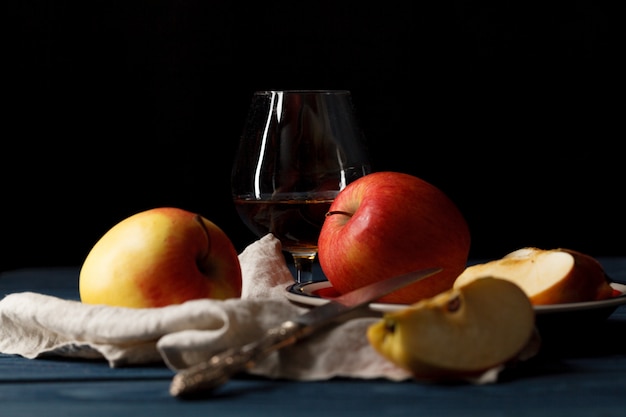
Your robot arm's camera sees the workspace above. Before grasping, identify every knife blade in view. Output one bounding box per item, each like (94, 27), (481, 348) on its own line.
(169, 266), (442, 398)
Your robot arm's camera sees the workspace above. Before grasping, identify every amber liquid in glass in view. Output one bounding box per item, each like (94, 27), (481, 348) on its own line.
(234, 198), (333, 254)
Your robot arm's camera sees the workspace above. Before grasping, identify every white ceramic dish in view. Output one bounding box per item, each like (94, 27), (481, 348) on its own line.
(285, 281), (626, 316)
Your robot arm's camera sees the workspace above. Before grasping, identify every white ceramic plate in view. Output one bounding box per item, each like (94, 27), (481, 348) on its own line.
(285, 281), (626, 316)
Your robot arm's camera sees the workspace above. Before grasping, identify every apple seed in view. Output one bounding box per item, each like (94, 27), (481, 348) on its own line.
(384, 319), (396, 334)
(447, 295), (461, 312)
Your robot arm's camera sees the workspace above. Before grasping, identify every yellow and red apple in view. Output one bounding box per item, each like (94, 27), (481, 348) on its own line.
(318, 171), (471, 304)
(79, 207), (242, 308)
(367, 277), (536, 380)
(454, 247), (616, 305)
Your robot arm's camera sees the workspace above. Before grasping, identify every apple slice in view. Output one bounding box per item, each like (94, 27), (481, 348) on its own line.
(453, 247), (615, 305)
(367, 277), (535, 380)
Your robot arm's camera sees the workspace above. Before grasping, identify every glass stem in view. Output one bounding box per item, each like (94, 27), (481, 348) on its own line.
(291, 253), (317, 284)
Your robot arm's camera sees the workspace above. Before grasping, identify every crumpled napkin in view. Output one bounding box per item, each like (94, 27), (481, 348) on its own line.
(0, 234), (411, 381)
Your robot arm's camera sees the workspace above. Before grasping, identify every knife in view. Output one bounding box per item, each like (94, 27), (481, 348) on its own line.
(169, 266), (442, 398)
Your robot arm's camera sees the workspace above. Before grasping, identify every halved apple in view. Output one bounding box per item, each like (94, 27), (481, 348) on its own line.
(367, 278), (535, 381)
(453, 247), (615, 305)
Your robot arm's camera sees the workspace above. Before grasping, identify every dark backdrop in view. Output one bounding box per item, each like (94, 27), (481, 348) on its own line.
(3, 1), (624, 272)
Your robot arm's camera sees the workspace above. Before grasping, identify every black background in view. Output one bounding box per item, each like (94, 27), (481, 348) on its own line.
(3, 1), (624, 272)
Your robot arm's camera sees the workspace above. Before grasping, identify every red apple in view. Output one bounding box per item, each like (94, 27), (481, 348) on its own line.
(318, 171), (471, 304)
(79, 207), (242, 308)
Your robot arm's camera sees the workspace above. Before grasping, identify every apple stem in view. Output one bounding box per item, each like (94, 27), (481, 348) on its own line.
(194, 214), (212, 273)
(325, 210), (353, 218)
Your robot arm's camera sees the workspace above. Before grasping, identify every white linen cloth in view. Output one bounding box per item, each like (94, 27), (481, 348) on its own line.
(0, 234), (411, 381)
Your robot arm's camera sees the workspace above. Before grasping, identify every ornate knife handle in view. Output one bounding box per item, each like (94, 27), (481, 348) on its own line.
(169, 320), (310, 398)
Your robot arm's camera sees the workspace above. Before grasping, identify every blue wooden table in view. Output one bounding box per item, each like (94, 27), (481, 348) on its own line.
(2, 260), (626, 417)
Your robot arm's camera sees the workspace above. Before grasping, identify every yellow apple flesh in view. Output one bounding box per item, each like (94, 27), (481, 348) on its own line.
(367, 277), (535, 380)
(79, 207), (242, 308)
(453, 247), (615, 305)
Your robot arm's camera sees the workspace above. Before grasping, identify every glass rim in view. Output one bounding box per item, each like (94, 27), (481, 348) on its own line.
(254, 89), (351, 95)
